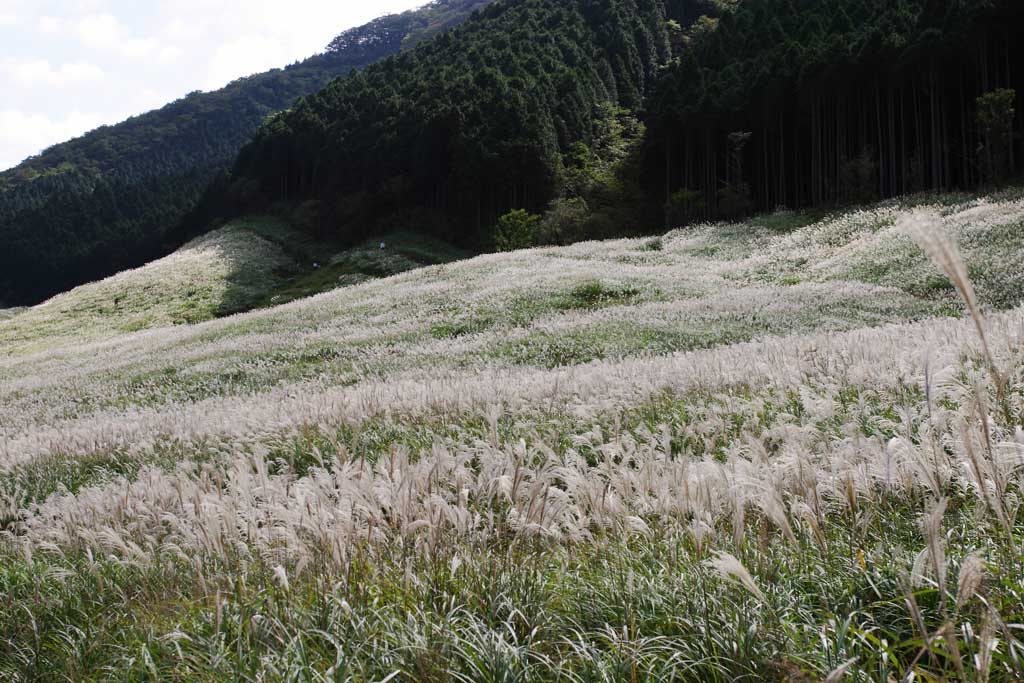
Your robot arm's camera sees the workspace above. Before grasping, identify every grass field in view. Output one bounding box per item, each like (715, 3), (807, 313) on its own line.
(0, 219), (464, 356)
(1, 192), (1023, 681)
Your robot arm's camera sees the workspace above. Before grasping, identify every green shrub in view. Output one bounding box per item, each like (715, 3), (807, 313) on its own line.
(717, 183), (752, 219)
(493, 209), (541, 252)
(290, 200), (327, 236)
(430, 317), (495, 339)
(567, 280), (641, 308)
(977, 88), (1017, 186)
(665, 188), (705, 227)
(839, 148), (879, 203)
(537, 198), (590, 245)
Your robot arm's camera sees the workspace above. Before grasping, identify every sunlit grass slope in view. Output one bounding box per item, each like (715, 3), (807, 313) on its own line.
(1, 191), (1023, 681)
(0, 220), (466, 356)
(0, 219), (299, 354)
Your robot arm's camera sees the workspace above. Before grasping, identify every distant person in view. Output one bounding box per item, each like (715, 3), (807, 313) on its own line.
(379, 241), (386, 250)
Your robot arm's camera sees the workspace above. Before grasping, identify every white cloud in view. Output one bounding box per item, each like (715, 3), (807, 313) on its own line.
(158, 0), (426, 89)
(204, 34), (289, 90)
(122, 36), (158, 57)
(1, 58), (105, 87)
(75, 12), (180, 62)
(38, 15), (61, 34)
(0, 108), (107, 170)
(156, 44), (183, 64)
(76, 12), (124, 48)
(60, 61), (106, 83)
(75, 0), (110, 10)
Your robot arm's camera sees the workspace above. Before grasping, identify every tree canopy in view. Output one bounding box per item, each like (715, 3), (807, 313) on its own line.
(229, 0), (675, 247)
(646, 0), (1024, 217)
(228, 0), (1023, 245)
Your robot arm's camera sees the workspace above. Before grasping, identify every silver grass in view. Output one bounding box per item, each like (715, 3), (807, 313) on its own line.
(823, 657), (858, 682)
(920, 498), (949, 597)
(956, 553), (985, 610)
(940, 621), (968, 681)
(0, 199), (1021, 619)
(900, 211), (987, 348)
(707, 551), (766, 603)
(976, 611), (997, 683)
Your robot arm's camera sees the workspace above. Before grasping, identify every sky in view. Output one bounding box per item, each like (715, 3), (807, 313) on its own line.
(0, 0), (426, 171)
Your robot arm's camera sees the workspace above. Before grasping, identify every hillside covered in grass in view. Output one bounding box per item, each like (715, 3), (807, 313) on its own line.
(2, 191), (1023, 680)
(0, 221), (464, 356)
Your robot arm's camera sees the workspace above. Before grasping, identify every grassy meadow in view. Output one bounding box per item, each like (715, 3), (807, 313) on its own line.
(1, 191), (1023, 681)
(0, 219), (464, 356)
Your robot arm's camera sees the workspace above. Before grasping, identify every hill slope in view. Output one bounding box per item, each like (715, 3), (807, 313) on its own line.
(0, 220), (466, 355)
(1, 191), (1023, 679)
(0, 0), (494, 305)
(4, 0), (1021, 309)
(0, 221), (301, 353)
(229, 0), (678, 247)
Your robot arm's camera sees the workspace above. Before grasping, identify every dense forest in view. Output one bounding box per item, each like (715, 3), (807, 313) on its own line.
(225, 0), (1022, 251)
(648, 0), (1024, 220)
(227, 0), (699, 248)
(0, 0), (495, 304)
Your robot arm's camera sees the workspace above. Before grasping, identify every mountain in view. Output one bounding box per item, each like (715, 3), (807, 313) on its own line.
(216, 0), (1022, 253)
(0, 0), (495, 305)
(226, 0), (679, 249)
(3, 0), (1021, 306)
(209, 0), (1024, 253)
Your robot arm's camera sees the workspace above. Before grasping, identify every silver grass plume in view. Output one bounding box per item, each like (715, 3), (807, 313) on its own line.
(956, 552), (985, 610)
(920, 498), (949, 600)
(899, 209), (993, 370)
(824, 658), (858, 682)
(707, 551), (766, 603)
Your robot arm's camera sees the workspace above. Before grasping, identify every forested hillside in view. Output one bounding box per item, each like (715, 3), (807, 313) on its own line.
(648, 0), (1024, 220)
(224, 0), (1021, 251)
(228, 0), (684, 248)
(0, 0), (494, 305)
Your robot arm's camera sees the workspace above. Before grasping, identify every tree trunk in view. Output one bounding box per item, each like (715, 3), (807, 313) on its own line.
(876, 80), (885, 198)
